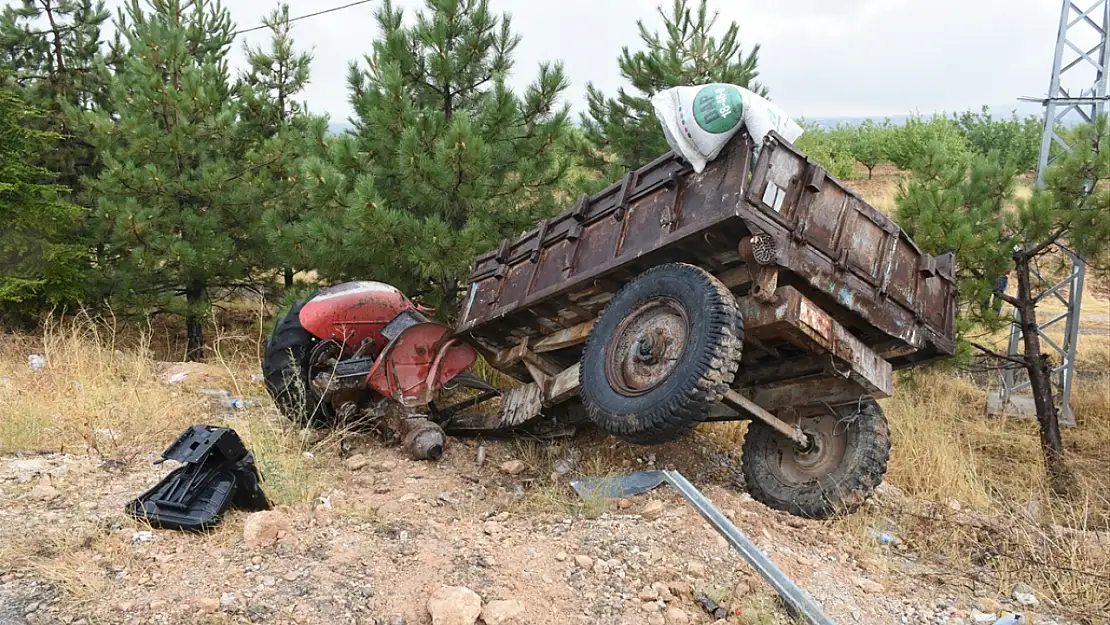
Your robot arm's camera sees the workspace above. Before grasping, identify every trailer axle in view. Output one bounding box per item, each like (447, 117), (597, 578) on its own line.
(721, 390), (810, 448)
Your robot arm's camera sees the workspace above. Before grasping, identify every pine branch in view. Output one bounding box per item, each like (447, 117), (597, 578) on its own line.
(1022, 225), (1070, 259)
(970, 341), (1027, 366)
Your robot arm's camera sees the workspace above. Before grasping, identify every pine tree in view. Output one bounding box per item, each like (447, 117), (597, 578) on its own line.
(895, 121), (1110, 497)
(303, 0), (572, 314)
(82, 0), (261, 360)
(0, 0), (111, 190)
(236, 3), (318, 291)
(0, 87), (85, 325)
(581, 0), (765, 172)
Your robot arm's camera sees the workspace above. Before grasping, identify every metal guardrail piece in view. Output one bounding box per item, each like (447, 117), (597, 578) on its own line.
(571, 470), (837, 625)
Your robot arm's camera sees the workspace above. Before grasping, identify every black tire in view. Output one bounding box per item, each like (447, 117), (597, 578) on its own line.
(580, 263), (743, 445)
(741, 400), (891, 519)
(262, 296), (332, 427)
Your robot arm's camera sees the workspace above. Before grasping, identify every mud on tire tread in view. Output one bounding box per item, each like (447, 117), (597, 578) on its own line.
(741, 400), (891, 519)
(262, 295), (330, 427)
(580, 263), (744, 446)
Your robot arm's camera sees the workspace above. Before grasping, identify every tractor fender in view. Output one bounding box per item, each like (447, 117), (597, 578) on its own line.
(366, 322), (478, 407)
(299, 281), (418, 354)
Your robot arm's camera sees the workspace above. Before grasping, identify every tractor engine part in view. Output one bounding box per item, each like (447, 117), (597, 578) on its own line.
(400, 417), (446, 461)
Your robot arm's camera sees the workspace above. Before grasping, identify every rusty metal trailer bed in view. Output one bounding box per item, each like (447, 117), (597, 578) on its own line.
(453, 130), (957, 518)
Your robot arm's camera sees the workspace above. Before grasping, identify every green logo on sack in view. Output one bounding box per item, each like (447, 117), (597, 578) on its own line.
(692, 84), (743, 134)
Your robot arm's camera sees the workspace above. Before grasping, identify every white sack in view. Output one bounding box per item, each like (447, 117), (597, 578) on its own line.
(651, 83), (803, 172)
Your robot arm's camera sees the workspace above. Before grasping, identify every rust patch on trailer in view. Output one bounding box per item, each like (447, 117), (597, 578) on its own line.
(798, 298), (832, 341)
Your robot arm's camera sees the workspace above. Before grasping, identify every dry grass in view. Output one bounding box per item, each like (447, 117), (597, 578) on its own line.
(707, 366), (1109, 619)
(848, 164), (905, 215)
(0, 313), (325, 505)
(880, 376), (994, 507)
(859, 374), (1109, 621)
(0, 315), (210, 457)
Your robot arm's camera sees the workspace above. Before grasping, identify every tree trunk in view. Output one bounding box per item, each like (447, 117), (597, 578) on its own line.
(284, 267), (294, 289)
(867, 166), (874, 180)
(185, 281), (205, 362)
(439, 277), (459, 322)
(1013, 253), (1077, 497)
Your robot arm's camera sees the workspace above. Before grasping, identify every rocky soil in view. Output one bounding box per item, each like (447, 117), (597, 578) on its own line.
(0, 424), (1086, 625)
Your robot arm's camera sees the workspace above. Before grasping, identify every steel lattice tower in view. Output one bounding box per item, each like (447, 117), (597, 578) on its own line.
(990, 0), (1105, 425)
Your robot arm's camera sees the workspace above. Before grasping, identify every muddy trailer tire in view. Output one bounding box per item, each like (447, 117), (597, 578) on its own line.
(262, 296), (333, 427)
(580, 263), (743, 445)
(741, 399), (891, 519)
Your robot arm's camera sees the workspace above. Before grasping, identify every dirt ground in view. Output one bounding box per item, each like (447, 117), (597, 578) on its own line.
(0, 406), (1092, 625)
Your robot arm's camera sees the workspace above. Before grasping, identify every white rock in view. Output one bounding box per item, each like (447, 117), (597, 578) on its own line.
(500, 460), (526, 475)
(315, 499), (333, 527)
(639, 500), (665, 520)
(1012, 583), (1039, 607)
(480, 600), (524, 625)
(427, 586), (482, 625)
(554, 551), (567, 562)
(853, 576), (884, 594)
(575, 555), (593, 569)
(131, 531), (154, 543)
(345, 455), (372, 471)
(243, 510), (291, 549)
(652, 582), (674, 602)
(665, 607), (690, 624)
(593, 559), (610, 575)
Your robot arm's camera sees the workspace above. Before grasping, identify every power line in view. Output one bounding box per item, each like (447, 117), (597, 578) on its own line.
(232, 0), (374, 36)
(20, 0), (375, 39)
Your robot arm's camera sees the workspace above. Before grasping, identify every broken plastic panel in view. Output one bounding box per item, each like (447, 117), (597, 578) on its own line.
(126, 425), (270, 532)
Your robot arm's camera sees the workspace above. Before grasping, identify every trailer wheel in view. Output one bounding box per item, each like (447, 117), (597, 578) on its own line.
(262, 295), (333, 427)
(741, 400), (890, 519)
(580, 263), (743, 445)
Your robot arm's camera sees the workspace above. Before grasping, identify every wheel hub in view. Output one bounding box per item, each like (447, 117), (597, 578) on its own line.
(605, 297), (689, 397)
(308, 340), (342, 396)
(768, 414), (847, 485)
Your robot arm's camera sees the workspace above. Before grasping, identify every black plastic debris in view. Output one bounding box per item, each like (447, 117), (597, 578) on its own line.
(125, 425), (270, 531)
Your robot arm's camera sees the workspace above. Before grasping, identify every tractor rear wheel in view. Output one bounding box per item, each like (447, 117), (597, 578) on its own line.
(262, 296), (334, 427)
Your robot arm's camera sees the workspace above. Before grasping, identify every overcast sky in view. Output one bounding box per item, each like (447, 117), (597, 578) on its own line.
(41, 0), (1079, 121)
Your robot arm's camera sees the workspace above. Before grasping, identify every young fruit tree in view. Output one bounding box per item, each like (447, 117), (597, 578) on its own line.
(581, 0), (765, 173)
(81, 0), (262, 360)
(301, 0), (572, 314)
(851, 119), (892, 180)
(953, 106), (1042, 174)
(895, 121), (1110, 496)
